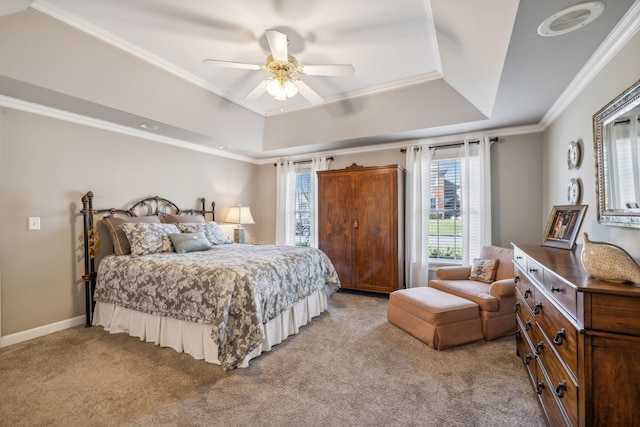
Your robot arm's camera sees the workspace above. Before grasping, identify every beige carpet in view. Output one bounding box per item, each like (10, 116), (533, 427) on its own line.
(0, 291), (546, 427)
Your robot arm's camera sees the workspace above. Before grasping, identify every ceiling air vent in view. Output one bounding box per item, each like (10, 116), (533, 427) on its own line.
(538, 1), (605, 37)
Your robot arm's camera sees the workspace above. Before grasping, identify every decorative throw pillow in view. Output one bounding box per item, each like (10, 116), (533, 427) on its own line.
(469, 258), (500, 283)
(120, 222), (179, 256)
(102, 215), (161, 255)
(168, 232), (212, 253)
(178, 222), (232, 245)
(159, 212), (206, 224)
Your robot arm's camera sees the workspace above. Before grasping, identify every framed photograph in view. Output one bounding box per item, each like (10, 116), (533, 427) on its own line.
(541, 205), (588, 250)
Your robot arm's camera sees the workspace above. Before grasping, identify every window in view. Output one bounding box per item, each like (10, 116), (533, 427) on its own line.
(608, 115), (640, 209)
(294, 171), (312, 246)
(428, 157), (462, 261)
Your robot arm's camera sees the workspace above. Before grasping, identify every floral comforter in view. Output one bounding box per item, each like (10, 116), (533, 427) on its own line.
(94, 244), (340, 370)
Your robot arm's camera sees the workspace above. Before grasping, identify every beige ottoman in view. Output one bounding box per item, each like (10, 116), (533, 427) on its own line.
(387, 287), (484, 350)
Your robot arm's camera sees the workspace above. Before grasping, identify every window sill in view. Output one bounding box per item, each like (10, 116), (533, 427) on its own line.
(428, 260), (463, 270)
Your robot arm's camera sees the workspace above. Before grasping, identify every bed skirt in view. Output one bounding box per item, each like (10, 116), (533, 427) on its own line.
(92, 286), (329, 368)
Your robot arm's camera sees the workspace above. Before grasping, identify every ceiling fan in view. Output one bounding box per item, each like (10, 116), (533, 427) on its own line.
(203, 29), (355, 105)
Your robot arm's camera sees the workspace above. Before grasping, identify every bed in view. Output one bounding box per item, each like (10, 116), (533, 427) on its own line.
(81, 191), (340, 370)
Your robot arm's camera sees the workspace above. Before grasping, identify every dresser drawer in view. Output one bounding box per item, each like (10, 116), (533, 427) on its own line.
(516, 290), (536, 339)
(535, 363), (570, 427)
(515, 267), (537, 312)
(514, 247), (527, 271)
(536, 335), (578, 427)
(516, 318), (536, 383)
(535, 290), (579, 379)
(543, 271), (577, 319)
(589, 293), (640, 335)
(526, 258), (544, 286)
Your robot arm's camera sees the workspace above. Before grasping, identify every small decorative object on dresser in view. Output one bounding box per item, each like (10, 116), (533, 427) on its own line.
(541, 204), (587, 250)
(581, 232), (640, 284)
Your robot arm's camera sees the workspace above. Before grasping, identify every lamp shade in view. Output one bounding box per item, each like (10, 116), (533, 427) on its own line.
(224, 206), (255, 225)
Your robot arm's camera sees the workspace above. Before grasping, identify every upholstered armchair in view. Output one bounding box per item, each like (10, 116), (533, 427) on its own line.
(429, 245), (515, 340)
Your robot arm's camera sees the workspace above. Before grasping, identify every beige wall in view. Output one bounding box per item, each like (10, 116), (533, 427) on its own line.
(257, 135), (543, 248)
(491, 134), (544, 247)
(543, 31), (640, 259)
(0, 109), (258, 336)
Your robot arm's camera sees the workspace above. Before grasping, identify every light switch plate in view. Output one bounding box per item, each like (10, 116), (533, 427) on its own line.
(28, 217), (40, 230)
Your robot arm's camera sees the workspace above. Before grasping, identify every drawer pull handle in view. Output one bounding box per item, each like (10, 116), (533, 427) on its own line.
(514, 301), (521, 312)
(525, 320), (532, 332)
(535, 341), (545, 355)
(515, 330), (521, 338)
(551, 286), (561, 293)
(523, 354), (532, 365)
(536, 381), (545, 395)
(514, 275), (520, 284)
(529, 268), (538, 273)
(516, 256), (523, 260)
(555, 381), (567, 398)
(533, 302), (542, 315)
(553, 328), (566, 346)
(524, 288), (532, 299)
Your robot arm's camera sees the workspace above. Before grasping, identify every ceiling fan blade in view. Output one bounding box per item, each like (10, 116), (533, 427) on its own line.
(265, 29), (289, 62)
(300, 64), (355, 76)
(202, 59), (263, 71)
(293, 80), (323, 105)
(245, 79), (270, 100)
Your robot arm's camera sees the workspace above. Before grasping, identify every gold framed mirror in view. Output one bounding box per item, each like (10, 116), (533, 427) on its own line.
(593, 79), (640, 227)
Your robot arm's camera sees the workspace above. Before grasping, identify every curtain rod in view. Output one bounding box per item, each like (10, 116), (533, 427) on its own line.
(273, 156), (334, 167)
(399, 137), (497, 153)
(614, 119), (631, 125)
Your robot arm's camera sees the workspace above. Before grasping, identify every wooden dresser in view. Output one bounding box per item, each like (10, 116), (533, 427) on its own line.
(513, 243), (640, 427)
(317, 164), (404, 293)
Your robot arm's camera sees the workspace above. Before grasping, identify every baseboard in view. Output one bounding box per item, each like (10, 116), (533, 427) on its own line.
(0, 315), (86, 348)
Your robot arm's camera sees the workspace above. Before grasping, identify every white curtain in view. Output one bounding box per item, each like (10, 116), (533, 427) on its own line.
(405, 145), (432, 288)
(459, 137), (492, 263)
(309, 157), (330, 248)
(275, 161), (296, 246)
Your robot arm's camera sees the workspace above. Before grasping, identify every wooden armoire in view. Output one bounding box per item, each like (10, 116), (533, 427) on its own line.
(317, 164), (405, 293)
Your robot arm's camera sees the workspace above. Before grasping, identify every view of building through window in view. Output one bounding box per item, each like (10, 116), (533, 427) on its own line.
(295, 172), (312, 246)
(429, 159), (462, 260)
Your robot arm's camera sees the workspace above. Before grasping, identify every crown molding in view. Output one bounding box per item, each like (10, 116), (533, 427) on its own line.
(257, 123), (544, 165)
(0, 95), (258, 164)
(29, 0), (265, 117)
(540, 1), (640, 129)
(1, 90), (544, 167)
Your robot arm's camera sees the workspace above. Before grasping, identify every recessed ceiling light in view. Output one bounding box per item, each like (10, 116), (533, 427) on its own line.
(139, 123), (158, 130)
(537, 1), (605, 37)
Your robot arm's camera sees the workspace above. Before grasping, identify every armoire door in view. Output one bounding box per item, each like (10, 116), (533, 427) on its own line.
(318, 171), (355, 288)
(353, 168), (398, 292)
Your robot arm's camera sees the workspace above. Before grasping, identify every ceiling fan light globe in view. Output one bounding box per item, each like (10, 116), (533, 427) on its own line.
(284, 80), (298, 97)
(266, 79), (280, 96)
